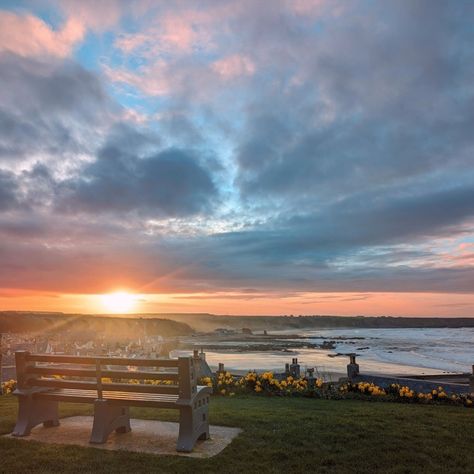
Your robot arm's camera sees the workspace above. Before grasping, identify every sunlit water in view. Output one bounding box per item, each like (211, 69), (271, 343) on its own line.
(172, 327), (474, 377)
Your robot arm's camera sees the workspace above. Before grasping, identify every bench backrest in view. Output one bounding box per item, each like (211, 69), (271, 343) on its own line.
(15, 351), (197, 400)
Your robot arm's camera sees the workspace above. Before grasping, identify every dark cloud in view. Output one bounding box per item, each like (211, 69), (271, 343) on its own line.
(56, 124), (218, 217)
(1, 224), (473, 295)
(0, 214), (47, 238)
(0, 54), (218, 218)
(0, 169), (20, 211)
(203, 183), (474, 268)
(0, 52), (112, 163)
(152, 239), (474, 294)
(287, 184), (474, 251)
(235, 0), (474, 204)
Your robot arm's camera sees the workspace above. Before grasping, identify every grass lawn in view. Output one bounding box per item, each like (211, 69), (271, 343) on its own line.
(1, 394), (473, 473)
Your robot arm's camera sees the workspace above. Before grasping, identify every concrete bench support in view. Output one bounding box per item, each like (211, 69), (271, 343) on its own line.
(90, 400), (131, 444)
(177, 400), (210, 452)
(12, 394), (59, 437)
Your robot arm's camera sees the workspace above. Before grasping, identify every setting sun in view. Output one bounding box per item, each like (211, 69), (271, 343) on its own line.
(101, 291), (137, 313)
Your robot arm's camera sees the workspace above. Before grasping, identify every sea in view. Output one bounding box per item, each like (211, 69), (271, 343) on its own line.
(178, 327), (474, 378)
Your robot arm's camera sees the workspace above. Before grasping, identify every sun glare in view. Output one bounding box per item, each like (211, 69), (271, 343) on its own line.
(101, 291), (137, 313)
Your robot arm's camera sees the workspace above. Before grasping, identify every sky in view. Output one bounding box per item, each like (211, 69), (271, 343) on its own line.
(0, 0), (474, 316)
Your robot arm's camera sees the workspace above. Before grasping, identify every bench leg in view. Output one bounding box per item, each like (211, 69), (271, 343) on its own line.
(90, 400), (131, 444)
(12, 395), (59, 437)
(177, 400), (210, 452)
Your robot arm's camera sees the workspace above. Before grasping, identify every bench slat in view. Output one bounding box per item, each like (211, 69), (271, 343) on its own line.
(26, 353), (180, 368)
(32, 379), (97, 391)
(28, 367), (96, 378)
(103, 370), (180, 381)
(28, 367), (180, 381)
(103, 383), (179, 394)
(38, 388), (179, 399)
(31, 378), (180, 394)
(36, 389), (181, 408)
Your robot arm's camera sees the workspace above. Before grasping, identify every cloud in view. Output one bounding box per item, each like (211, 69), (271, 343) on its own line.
(0, 12), (84, 58)
(234, 1), (474, 202)
(104, 61), (172, 97)
(113, 5), (229, 56)
(212, 55), (255, 79)
(177, 182), (474, 289)
(0, 53), (112, 166)
(106, 3), (258, 99)
(0, 169), (20, 211)
(57, 0), (126, 32)
(2, 224), (474, 295)
(0, 50), (219, 221)
(1, 0), (474, 302)
(57, 126), (218, 217)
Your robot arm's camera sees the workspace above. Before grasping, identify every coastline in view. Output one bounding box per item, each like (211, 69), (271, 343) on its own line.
(174, 326), (474, 377)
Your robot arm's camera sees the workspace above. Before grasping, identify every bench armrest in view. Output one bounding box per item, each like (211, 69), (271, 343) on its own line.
(176, 385), (212, 406)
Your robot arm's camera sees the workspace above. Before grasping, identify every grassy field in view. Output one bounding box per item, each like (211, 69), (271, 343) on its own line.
(1, 394), (473, 473)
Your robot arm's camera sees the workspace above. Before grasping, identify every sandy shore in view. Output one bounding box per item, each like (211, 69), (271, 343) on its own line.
(173, 330), (462, 377)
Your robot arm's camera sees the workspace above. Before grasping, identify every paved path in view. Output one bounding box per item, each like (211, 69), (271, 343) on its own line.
(6, 416), (241, 458)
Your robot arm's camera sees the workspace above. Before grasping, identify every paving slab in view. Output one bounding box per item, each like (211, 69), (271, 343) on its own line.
(5, 416), (241, 458)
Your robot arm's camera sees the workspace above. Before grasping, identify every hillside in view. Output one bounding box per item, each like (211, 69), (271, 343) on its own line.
(0, 312), (193, 337)
(2, 312), (473, 336)
(133, 313), (474, 332)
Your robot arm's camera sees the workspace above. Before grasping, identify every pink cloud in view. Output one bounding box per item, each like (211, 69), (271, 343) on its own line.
(115, 8), (217, 56)
(114, 32), (150, 54)
(431, 241), (474, 268)
(458, 242), (474, 252)
(104, 62), (171, 96)
(288, 0), (326, 14)
(121, 108), (149, 124)
(287, 0), (345, 18)
(159, 15), (200, 52)
(0, 1), (134, 61)
(212, 54), (256, 79)
(57, 0), (126, 32)
(0, 12), (84, 58)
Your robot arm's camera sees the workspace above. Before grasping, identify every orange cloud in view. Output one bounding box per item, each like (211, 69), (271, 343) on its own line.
(2, 291), (474, 317)
(142, 291), (474, 317)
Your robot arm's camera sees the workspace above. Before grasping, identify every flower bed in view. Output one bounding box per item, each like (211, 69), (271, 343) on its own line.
(333, 381), (472, 407)
(2, 374), (472, 408)
(199, 372), (473, 408)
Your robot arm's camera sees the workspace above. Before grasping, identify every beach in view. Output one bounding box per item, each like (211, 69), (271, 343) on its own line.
(174, 327), (474, 378)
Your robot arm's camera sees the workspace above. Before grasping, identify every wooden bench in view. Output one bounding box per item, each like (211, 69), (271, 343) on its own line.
(12, 351), (212, 452)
